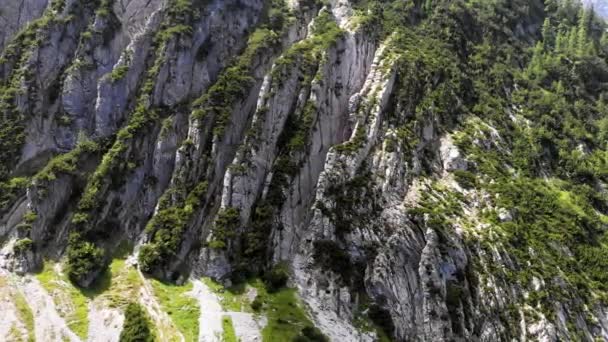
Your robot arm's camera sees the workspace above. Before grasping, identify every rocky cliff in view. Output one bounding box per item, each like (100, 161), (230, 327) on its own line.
(1, 0), (608, 341)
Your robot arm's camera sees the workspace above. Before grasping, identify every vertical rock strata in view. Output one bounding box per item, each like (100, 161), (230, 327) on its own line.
(1, 0), (608, 341)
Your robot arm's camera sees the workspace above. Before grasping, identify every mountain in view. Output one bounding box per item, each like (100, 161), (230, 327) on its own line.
(1, 0), (608, 341)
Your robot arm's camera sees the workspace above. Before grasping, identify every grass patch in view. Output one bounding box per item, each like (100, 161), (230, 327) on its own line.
(202, 277), (251, 312)
(258, 286), (312, 341)
(14, 292), (35, 342)
(94, 258), (142, 308)
(36, 262), (89, 339)
(204, 277), (316, 340)
(221, 316), (237, 342)
(149, 279), (200, 341)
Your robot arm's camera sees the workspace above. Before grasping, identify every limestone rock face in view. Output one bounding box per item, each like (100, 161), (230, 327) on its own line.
(0, 0), (49, 50)
(1, 0), (608, 341)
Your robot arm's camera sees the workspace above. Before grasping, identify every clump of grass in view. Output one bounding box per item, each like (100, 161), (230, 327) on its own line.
(14, 292), (35, 342)
(221, 316), (237, 342)
(202, 277), (251, 312)
(204, 277), (319, 341)
(36, 262), (90, 339)
(149, 279), (200, 341)
(94, 258), (142, 308)
(258, 286), (313, 341)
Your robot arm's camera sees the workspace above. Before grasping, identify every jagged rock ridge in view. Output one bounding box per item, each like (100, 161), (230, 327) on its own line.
(1, 0), (608, 341)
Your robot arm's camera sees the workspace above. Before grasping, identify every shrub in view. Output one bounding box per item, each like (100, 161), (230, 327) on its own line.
(452, 170), (477, 189)
(137, 244), (160, 273)
(368, 304), (395, 338)
(264, 262), (290, 292)
(292, 326), (328, 342)
(251, 295), (263, 311)
(13, 238), (33, 253)
(66, 233), (105, 287)
(119, 302), (153, 342)
(209, 207), (240, 250)
(312, 240), (353, 280)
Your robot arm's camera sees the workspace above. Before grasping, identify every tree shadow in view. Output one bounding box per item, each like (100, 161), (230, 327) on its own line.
(78, 267), (113, 299)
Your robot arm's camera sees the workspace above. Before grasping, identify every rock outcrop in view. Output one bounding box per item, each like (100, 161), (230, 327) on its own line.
(1, 0), (608, 341)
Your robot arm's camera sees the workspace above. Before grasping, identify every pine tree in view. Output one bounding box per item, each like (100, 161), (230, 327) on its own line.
(527, 42), (545, 79)
(601, 31), (608, 54)
(119, 303), (153, 342)
(424, 0), (433, 15)
(576, 7), (592, 56)
(545, 0), (559, 15)
(542, 18), (553, 50)
(567, 27), (578, 54)
(555, 23), (568, 53)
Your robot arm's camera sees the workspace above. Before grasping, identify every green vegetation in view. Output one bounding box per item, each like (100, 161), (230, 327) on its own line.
(0, 0), (72, 214)
(191, 0), (298, 137)
(13, 238), (33, 253)
(149, 279), (200, 341)
(293, 326), (328, 342)
(452, 169), (477, 189)
(208, 207), (240, 250)
(138, 181), (207, 272)
(14, 292), (35, 342)
(37, 261), (90, 339)
(204, 277), (323, 342)
(221, 316), (237, 342)
(119, 302), (154, 342)
(138, 0), (301, 276)
(259, 286), (314, 341)
(96, 258), (143, 307)
(34, 139), (100, 183)
(0, 177), (29, 212)
(70, 0), (200, 283)
(263, 262), (290, 292)
(66, 232), (105, 287)
(192, 27), (281, 137)
(384, 0), (608, 336)
(110, 64), (130, 83)
(202, 277), (253, 312)
(126, 0), (300, 278)
(0, 0), (68, 188)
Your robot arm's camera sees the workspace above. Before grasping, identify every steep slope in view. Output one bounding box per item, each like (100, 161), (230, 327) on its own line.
(1, 0), (608, 341)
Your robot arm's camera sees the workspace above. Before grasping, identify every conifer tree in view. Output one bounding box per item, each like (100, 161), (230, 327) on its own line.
(542, 18), (553, 50)
(119, 303), (153, 342)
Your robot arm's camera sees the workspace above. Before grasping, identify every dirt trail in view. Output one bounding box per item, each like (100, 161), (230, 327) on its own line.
(189, 279), (265, 342)
(87, 302), (124, 342)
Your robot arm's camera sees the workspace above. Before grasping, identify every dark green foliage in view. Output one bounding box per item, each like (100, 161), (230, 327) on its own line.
(251, 295), (263, 311)
(292, 326), (329, 342)
(243, 202), (274, 265)
(322, 172), (379, 236)
(138, 181), (208, 272)
(0, 177), (28, 212)
(119, 302), (153, 342)
(312, 240), (353, 281)
(35, 139), (100, 183)
(13, 238), (33, 253)
(452, 170), (477, 189)
(368, 304), (395, 339)
(409, 0), (608, 323)
(66, 233), (105, 287)
(263, 262), (290, 292)
(208, 207), (240, 250)
(192, 25), (281, 137)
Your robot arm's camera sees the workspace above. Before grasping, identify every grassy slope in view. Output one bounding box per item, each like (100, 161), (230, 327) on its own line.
(149, 279), (200, 341)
